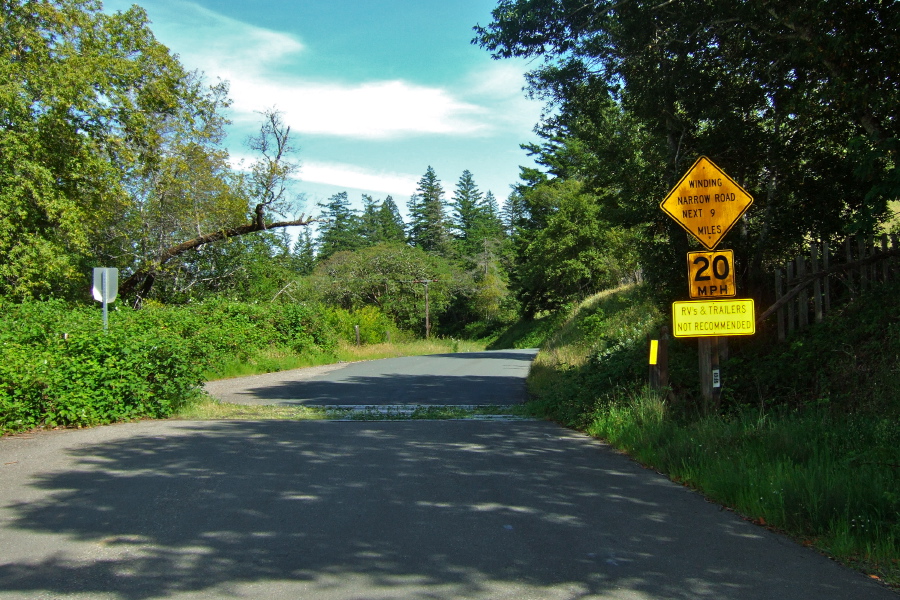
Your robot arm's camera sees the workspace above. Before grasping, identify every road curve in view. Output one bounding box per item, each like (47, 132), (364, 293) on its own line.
(204, 348), (539, 406)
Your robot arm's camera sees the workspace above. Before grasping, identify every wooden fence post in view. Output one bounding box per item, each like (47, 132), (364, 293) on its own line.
(892, 234), (900, 279)
(858, 235), (868, 292)
(869, 235), (876, 284)
(811, 242), (823, 323)
(797, 254), (808, 329)
(787, 260), (795, 335)
(846, 238), (855, 300)
(649, 326), (670, 393)
(823, 241), (831, 314)
(775, 268), (785, 341)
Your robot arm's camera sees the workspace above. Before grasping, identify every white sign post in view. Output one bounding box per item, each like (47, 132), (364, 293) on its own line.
(92, 268), (119, 331)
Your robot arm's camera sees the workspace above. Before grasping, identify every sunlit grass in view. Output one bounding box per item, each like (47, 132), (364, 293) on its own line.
(175, 396), (328, 420)
(176, 396), (531, 422)
(525, 282), (900, 587)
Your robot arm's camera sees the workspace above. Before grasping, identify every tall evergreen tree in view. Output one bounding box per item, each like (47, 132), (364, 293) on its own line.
(501, 191), (528, 237)
(359, 194), (382, 246)
(316, 191), (362, 260)
(407, 166), (450, 254)
(450, 170), (484, 253)
(474, 190), (505, 242)
(377, 195), (407, 243)
(292, 227), (316, 275)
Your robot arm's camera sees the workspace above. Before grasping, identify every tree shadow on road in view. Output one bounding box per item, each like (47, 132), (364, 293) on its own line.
(0, 421), (887, 599)
(234, 374), (529, 406)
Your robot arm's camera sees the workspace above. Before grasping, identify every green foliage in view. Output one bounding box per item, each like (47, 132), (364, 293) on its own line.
(476, 0), (900, 298)
(313, 243), (460, 335)
(0, 301), (204, 433)
(0, 1), (252, 300)
(317, 191), (363, 260)
(513, 179), (643, 315)
(407, 166), (451, 255)
(322, 305), (399, 345)
(720, 278), (900, 415)
(525, 285), (662, 426)
(0, 298), (343, 433)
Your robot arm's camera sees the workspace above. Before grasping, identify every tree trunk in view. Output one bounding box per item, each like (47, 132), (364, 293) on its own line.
(121, 213), (314, 303)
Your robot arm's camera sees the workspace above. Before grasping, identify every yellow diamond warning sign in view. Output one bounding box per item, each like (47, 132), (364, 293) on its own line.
(661, 156), (753, 250)
(672, 298), (755, 338)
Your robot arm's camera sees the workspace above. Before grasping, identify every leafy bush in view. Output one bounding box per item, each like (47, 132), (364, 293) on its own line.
(0, 301), (204, 433)
(0, 298), (342, 434)
(323, 305), (398, 345)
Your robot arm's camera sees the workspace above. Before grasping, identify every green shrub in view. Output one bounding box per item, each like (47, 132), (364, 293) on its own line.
(0, 301), (204, 433)
(323, 305), (398, 345)
(0, 298), (343, 434)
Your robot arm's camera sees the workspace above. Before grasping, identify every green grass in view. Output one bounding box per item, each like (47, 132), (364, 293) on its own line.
(583, 389), (900, 586)
(524, 282), (900, 588)
(177, 397), (531, 422)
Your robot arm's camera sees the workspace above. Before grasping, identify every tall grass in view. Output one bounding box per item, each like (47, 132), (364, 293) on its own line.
(586, 391), (900, 580)
(525, 283), (900, 586)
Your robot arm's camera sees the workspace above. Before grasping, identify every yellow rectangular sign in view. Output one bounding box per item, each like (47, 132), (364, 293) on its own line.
(672, 299), (755, 338)
(687, 250), (736, 298)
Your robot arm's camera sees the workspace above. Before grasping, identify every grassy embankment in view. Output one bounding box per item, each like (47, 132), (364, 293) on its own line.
(509, 282), (900, 588)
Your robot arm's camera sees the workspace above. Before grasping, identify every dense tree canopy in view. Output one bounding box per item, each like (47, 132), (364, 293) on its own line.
(476, 0), (900, 302)
(0, 0), (203, 298)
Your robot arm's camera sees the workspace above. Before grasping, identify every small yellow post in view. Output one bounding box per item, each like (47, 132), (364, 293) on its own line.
(649, 339), (659, 365)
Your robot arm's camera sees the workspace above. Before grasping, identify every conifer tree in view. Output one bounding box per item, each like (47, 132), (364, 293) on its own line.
(316, 191), (362, 260)
(359, 194), (382, 246)
(407, 166), (450, 254)
(378, 195), (406, 243)
(450, 170), (484, 253)
(475, 190), (505, 242)
(292, 227), (316, 275)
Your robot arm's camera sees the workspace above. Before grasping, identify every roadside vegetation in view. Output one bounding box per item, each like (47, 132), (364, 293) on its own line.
(0, 298), (492, 434)
(523, 281), (900, 588)
(2, 1), (899, 587)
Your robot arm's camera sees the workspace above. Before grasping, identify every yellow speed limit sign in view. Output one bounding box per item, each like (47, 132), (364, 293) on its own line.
(687, 250), (735, 299)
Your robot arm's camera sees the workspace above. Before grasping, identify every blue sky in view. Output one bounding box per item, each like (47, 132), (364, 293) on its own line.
(103, 0), (543, 220)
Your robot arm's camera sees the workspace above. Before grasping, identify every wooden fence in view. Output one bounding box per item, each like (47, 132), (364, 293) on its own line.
(759, 234), (900, 340)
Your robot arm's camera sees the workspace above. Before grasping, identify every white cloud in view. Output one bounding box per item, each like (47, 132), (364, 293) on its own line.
(110, 0), (523, 140)
(299, 161), (418, 196)
(225, 77), (488, 139)
(461, 61), (544, 130)
(132, 0), (305, 75)
(228, 152), (416, 198)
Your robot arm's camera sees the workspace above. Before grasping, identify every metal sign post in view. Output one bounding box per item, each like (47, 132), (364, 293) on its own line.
(92, 268), (119, 332)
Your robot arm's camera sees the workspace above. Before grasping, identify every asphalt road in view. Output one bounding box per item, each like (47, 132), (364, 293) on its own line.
(0, 351), (895, 599)
(204, 348), (538, 406)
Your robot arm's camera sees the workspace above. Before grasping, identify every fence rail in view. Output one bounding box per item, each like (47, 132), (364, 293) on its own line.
(759, 234), (900, 340)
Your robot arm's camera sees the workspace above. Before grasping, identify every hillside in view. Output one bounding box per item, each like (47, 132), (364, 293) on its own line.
(517, 281), (900, 589)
